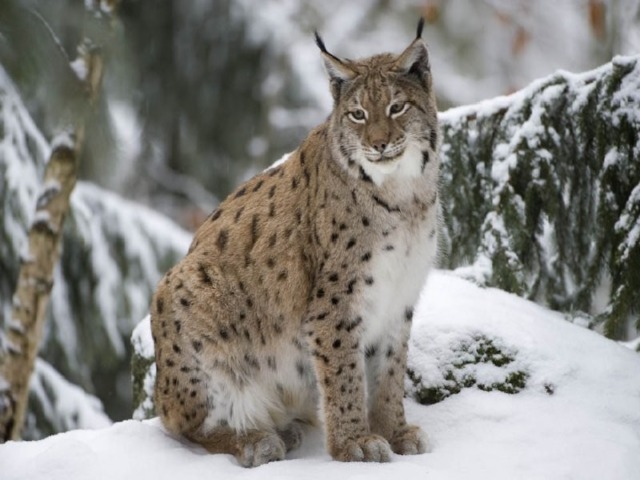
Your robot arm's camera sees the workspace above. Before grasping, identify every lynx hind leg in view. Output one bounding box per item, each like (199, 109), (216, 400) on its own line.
(187, 427), (286, 468)
(155, 377), (286, 467)
(186, 416), (305, 466)
(155, 366), (287, 467)
(277, 420), (305, 452)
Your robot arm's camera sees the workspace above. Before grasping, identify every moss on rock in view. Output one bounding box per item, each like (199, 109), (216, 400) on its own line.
(408, 335), (529, 405)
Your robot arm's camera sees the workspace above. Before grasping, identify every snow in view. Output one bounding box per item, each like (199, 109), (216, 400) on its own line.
(622, 337), (640, 352)
(50, 131), (76, 153)
(70, 189), (124, 355)
(130, 317), (158, 420)
(0, 64), (50, 334)
(452, 253), (492, 286)
(31, 209), (56, 234)
(2, 59), (195, 435)
(603, 146), (620, 169)
(50, 265), (79, 363)
(18, 243), (34, 264)
(29, 360), (112, 433)
(6, 318), (25, 335)
(0, 66), (48, 225)
(98, 0), (114, 15)
(615, 182), (640, 262)
(267, 152), (293, 171)
(2, 270), (639, 480)
(611, 55), (640, 126)
(67, 182), (192, 356)
(36, 179), (62, 209)
(70, 56), (88, 82)
(440, 55), (638, 128)
(131, 315), (154, 359)
(107, 100), (142, 188)
(438, 54), (640, 337)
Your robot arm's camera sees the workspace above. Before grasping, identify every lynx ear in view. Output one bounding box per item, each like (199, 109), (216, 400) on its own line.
(315, 31), (357, 82)
(416, 17), (425, 40)
(315, 31), (356, 101)
(393, 38), (430, 78)
(393, 19), (430, 81)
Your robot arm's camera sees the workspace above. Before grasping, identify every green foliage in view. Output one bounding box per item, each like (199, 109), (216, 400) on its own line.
(439, 56), (640, 339)
(407, 335), (529, 405)
(131, 351), (155, 420)
(130, 318), (157, 420)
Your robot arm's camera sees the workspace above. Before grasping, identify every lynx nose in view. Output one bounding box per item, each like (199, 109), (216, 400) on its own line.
(371, 141), (387, 153)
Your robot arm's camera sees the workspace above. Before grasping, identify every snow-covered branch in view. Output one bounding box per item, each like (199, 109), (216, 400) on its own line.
(439, 54), (640, 339)
(0, 63), (191, 439)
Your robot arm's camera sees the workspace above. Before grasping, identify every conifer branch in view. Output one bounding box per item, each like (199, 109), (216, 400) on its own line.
(438, 56), (640, 339)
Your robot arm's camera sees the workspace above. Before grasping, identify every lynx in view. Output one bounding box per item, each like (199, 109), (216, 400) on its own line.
(151, 19), (439, 467)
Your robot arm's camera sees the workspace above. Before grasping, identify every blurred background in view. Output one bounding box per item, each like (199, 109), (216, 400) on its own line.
(3, 0), (639, 230)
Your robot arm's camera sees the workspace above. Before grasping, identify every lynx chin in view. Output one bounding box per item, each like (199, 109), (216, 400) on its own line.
(151, 19), (440, 467)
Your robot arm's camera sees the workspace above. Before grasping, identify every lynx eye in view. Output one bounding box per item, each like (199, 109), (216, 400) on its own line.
(348, 109), (367, 123)
(389, 102), (408, 117)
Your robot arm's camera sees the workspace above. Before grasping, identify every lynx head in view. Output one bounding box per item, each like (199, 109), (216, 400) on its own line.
(316, 19), (439, 185)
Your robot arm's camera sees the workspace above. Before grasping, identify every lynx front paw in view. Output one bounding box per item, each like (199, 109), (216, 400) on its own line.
(390, 424), (428, 455)
(330, 434), (392, 463)
(238, 432), (286, 468)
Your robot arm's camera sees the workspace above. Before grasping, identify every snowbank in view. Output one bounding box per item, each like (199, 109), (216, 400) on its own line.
(3, 271), (639, 480)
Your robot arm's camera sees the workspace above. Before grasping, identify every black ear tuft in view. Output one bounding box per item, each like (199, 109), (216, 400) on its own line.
(314, 31), (328, 53)
(416, 18), (425, 40)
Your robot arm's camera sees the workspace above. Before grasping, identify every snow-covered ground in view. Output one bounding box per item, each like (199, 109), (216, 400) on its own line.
(1, 270), (639, 480)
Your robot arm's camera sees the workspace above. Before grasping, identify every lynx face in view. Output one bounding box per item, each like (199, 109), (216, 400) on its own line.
(317, 32), (439, 184)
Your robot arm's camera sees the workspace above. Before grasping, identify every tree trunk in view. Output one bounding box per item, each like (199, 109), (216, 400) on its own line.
(0, 3), (113, 441)
(0, 132), (81, 440)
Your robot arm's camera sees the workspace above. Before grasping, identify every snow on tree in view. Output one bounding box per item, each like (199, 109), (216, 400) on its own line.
(438, 54), (640, 340)
(0, 64), (190, 438)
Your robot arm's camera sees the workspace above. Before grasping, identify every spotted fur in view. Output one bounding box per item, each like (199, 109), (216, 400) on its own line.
(151, 20), (439, 467)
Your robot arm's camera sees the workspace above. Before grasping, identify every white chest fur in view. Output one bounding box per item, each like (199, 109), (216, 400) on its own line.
(359, 206), (438, 349)
(355, 142), (439, 348)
